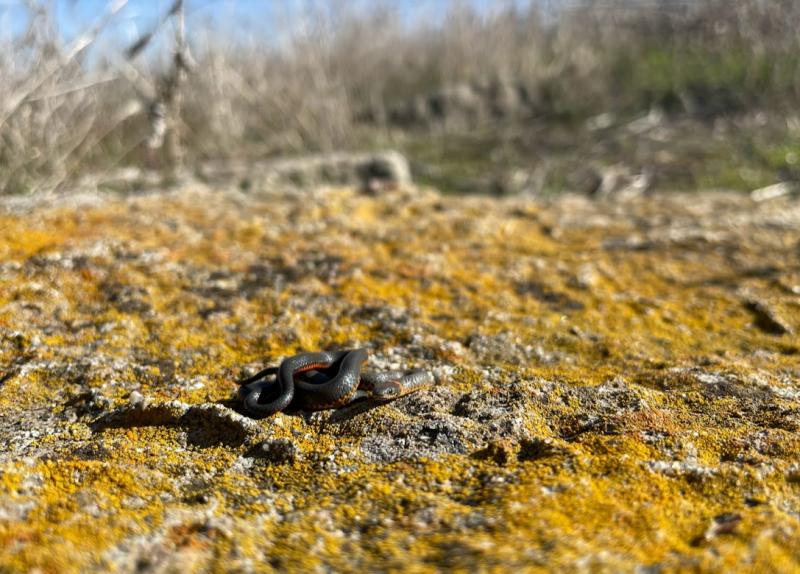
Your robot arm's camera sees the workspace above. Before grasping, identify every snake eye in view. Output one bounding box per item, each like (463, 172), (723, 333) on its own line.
(375, 385), (399, 399)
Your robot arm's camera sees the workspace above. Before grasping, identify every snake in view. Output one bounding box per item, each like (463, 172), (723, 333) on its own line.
(237, 348), (433, 417)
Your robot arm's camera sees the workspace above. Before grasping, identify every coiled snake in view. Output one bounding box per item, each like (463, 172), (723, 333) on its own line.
(237, 348), (432, 417)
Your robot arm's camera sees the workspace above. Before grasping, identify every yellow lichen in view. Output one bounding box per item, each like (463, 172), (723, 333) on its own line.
(0, 186), (798, 571)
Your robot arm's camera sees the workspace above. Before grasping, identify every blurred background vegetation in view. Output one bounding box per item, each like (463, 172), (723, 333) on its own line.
(1, 0), (799, 196)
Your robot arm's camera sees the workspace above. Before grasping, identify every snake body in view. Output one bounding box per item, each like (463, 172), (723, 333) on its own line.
(238, 348), (432, 417)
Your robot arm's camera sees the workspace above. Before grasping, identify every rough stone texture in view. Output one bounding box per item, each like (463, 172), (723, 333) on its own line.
(268, 151), (413, 190)
(0, 184), (799, 572)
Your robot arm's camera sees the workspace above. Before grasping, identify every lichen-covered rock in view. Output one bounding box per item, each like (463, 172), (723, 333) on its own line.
(266, 151), (412, 191)
(247, 438), (300, 464)
(0, 184), (799, 572)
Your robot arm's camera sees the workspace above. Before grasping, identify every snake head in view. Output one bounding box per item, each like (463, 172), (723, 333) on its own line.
(371, 382), (401, 401)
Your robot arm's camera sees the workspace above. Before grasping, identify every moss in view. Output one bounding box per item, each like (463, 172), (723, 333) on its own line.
(0, 186), (798, 571)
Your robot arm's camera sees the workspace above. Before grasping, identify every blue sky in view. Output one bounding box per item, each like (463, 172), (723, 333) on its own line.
(1, 1), (527, 46)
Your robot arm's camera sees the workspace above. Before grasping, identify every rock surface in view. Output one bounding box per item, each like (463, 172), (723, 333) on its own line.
(0, 184), (799, 572)
(198, 151), (413, 194)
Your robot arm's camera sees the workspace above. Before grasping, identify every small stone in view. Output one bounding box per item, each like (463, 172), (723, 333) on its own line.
(573, 263), (599, 289)
(128, 391), (145, 408)
(692, 512), (742, 546)
(474, 439), (518, 466)
(359, 151), (412, 191)
(517, 438), (561, 462)
(750, 182), (793, 202)
(247, 438), (299, 464)
(743, 297), (794, 335)
(786, 465), (800, 483)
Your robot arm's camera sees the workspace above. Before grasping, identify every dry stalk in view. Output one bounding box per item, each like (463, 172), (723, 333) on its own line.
(2, 0), (800, 194)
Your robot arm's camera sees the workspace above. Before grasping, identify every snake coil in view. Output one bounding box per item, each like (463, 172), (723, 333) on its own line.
(237, 348), (433, 417)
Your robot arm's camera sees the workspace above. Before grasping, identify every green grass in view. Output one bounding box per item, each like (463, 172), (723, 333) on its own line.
(391, 115), (798, 195)
(612, 44), (800, 114)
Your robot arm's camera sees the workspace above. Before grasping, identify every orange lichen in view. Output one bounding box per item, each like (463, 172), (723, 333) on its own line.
(0, 186), (798, 571)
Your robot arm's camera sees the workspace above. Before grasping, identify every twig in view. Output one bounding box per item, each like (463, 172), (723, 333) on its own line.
(0, 0), (129, 129)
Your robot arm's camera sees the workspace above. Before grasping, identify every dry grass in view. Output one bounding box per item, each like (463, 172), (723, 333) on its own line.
(1, 0), (800, 195)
